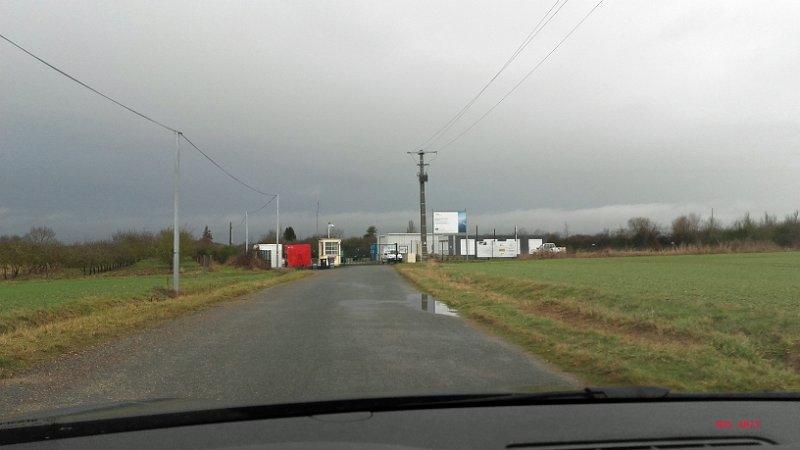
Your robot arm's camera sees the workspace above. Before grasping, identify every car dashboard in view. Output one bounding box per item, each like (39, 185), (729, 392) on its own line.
(2, 397), (799, 449)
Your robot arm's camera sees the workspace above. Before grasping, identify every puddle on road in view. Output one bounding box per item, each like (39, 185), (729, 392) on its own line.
(339, 294), (459, 317)
(410, 293), (459, 317)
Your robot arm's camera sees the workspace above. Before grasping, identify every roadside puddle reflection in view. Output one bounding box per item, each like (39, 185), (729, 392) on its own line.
(418, 293), (459, 317)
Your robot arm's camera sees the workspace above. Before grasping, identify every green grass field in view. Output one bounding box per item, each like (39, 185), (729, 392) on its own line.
(0, 261), (310, 376)
(1, 267), (275, 319)
(397, 252), (800, 392)
(0, 263), (290, 328)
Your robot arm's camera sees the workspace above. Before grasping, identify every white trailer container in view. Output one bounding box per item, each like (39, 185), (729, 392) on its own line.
(254, 243), (283, 268)
(459, 239), (476, 256)
(378, 233), (449, 257)
(528, 239), (544, 254)
(475, 239), (520, 258)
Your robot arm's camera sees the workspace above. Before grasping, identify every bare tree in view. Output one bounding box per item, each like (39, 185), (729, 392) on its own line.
(257, 230), (276, 244)
(671, 214), (701, 245)
(156, 228), (196, 268)
(0, 235), (26, 279)
(23, 226), (62, 276)
(627, 217), (661, 249)
(732, 212), (757, 239)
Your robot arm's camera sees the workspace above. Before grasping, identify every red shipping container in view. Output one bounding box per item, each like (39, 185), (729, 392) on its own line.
(284, 244), (312, 267)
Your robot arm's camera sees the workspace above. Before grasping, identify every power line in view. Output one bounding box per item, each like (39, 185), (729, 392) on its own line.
(211, 193), (276, 228)
(417, 0), (568, 150)
(0, 33), (178, 134)
(180, 135), (276, 197)
(421, 0), (568, 149)
(251, 195), (277, 214)
(0, 33), (274, 198)
(436, 0), (604, 152)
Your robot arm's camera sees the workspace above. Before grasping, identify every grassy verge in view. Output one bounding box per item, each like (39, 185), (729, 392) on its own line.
(0, 264), (311, 377)
(396, 253), (800, 392)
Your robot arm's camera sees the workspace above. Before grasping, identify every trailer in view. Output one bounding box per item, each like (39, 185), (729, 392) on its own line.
(284, 244), (312, 267)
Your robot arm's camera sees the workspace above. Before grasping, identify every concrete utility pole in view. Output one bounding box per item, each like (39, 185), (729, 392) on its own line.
(408, 149), (436, 257)
(276, 194), (280, 268)
(173, 131), (182, 294)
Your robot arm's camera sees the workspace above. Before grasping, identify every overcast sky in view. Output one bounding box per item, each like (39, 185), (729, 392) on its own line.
(2, 1), (798, 243)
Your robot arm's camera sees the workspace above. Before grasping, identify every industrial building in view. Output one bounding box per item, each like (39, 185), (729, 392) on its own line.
(376, 233), (546, 260)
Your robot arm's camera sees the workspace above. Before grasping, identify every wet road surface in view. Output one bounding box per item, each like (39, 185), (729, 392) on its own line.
(0, 265), (578, 415)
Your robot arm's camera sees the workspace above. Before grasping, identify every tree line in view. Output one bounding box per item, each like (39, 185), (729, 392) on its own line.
(547, 211), (800, 251)
(4, 211), (798, 279)
(0, 223), (374, 280)
(0, 227), (240, 280)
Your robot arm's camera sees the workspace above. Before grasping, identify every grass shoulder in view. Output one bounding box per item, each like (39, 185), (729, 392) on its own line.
(395, 252), (800, 392)
(0, 262), (312, 377)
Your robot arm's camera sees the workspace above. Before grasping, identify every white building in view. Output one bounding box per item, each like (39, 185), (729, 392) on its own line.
(379, 233), (545, 259)
(254, 243), (283, 268)
(458, 238), (545, 257)
(377, 233), (452, 257)
(318, 238), (342, 267)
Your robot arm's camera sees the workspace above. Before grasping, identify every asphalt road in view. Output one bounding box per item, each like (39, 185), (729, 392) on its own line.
(0, 265), (578, 415)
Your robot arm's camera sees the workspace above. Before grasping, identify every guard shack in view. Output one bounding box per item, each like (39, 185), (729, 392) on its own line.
(318, 238), (342, 268)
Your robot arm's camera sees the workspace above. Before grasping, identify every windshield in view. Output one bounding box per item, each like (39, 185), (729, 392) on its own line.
(1, 0), (799, 422)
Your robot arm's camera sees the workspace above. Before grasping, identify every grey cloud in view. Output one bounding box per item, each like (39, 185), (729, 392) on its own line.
(1, 0), (798, 242)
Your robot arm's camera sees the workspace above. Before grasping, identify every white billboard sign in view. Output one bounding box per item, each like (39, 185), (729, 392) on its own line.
(433, 211), (467, 234)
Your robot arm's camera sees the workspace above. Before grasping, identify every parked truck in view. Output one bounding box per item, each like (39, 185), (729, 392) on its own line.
(535, 242), (567, 253)
(381, 249), (403, 263)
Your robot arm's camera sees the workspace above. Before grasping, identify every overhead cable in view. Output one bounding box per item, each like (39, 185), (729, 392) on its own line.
(436, 0), (604, 152)
(237, 195), (276, 226)
(181, 135), (276, 197)
(251, 195), (277, 214)
(0, 33), (178, 134)
(0, 33), (274, 198)
(417, 0), (568, 150)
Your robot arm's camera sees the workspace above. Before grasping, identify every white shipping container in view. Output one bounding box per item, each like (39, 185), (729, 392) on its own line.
(255, 243), (283, 268)
(528, 239), (544, 254)
(459, 239), (476, 256)
(476, 239), (519, 258)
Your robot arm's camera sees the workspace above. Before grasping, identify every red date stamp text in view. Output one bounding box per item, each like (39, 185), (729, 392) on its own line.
(715, 420), (760, 429)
